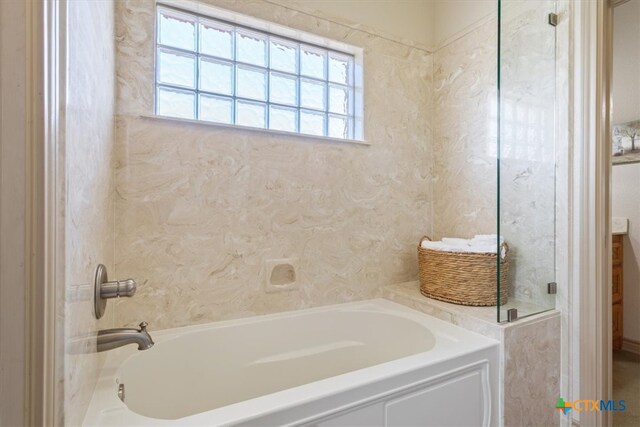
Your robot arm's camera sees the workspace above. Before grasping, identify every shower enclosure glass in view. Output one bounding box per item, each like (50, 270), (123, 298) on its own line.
(497, 0), (558, 322)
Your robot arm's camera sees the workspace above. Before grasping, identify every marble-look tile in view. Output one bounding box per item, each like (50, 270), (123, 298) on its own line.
(383, 281), (502, 340)
(432, 3), (557, 314)
(432, 17), (498, 241)
(499, 0), (557, 309)
(63, 1), (116, 425)
(503, 314), (561, 427)
(114, 0), (434, 330)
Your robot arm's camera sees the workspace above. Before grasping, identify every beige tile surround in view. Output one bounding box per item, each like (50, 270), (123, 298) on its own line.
(114, 0), (434, 330)
(113, 0), (557, 330)
(64, 0), (116, 425)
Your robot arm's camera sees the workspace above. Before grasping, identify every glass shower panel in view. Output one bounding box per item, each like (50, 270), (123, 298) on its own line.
(498, 0), (557, 322)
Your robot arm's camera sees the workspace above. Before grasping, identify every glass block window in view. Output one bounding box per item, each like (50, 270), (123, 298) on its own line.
(155, 6), (357, 140)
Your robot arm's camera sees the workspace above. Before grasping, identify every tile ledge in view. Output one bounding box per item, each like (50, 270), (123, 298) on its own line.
(138, 114), (371, 147)
(383, 281), (559, 329)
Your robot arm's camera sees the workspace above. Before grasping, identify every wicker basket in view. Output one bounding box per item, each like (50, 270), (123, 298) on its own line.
(417, 236), (509, 306)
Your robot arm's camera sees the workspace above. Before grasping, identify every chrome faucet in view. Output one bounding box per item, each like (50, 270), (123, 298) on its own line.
(97, 322), (154, 352)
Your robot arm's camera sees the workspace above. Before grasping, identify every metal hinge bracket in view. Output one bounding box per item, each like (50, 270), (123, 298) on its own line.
(548, 13), (558, 27)
(548, 282), (558, 294)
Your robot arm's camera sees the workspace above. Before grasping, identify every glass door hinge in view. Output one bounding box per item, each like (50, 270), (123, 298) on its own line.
(548, 282), (558, 294)
(548, 13), (558, 26)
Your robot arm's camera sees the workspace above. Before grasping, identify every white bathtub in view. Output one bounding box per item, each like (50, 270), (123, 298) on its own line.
(84, 299), (499, 426)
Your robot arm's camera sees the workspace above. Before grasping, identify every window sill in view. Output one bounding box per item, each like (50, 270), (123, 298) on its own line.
(139, 114), (370, 147)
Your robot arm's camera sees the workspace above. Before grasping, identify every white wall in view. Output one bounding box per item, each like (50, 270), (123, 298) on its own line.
(268, 0), (496, 51)
(269, 0), (435, 49)
(612, 0), (640, 343)
(433, 0), (495, 48)
(0, 1), (27, 425)
(612, 0), (640, 124)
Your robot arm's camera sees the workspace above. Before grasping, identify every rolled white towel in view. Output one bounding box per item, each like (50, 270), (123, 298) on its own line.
(420, 240), (444, 250)
(421, 239), (507, 259)
(441, 237), (470, 247)
(474, 234), (499, 240)
(420, 240), (467, 251)
(470, 234), (504, 246)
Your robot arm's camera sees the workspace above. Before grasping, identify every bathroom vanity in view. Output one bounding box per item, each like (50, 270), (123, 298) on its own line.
(612, 217), (628, 350)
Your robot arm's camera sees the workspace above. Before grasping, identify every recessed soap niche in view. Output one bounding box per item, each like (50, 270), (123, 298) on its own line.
(264, 258), (298, 293)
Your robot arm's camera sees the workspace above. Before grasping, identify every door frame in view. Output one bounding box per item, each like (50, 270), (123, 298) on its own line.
(572, 0), (613, 426)
(24, 0), (65, 424)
